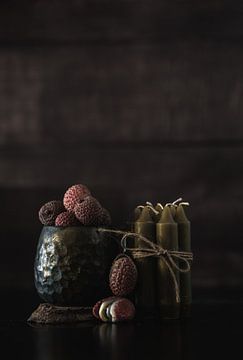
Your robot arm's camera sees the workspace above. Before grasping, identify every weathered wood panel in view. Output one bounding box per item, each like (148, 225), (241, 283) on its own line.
(0, 146), (242, 251)
(0, 1), (241, 291)
(0, 42), (243, 146)
(0, 145), (241, 192)
(0, 50), (41, 145)
(0, 1), (242, 43)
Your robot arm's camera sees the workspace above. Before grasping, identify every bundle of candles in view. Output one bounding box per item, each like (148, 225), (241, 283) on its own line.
(130, 197), (192, 319)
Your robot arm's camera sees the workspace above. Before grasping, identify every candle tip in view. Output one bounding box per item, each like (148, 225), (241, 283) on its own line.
(175, 204), (189, 223)
(137, 206), (154, 223)
(134, 205), (144, 221)
(154, 203), (163, 222)
(158, 205), (176, 224)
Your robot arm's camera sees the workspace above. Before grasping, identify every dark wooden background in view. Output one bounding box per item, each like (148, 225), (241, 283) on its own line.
(0, 1), (242, 295)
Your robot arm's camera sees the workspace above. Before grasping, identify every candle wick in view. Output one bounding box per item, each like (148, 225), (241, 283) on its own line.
(146, 205), (159, 215)
(156, 203), (164, 210)
(172, 197), (183, 205)
(164, 202), (173, 207)
(179, 202), (190, 206)
(146, 201), (153, 206)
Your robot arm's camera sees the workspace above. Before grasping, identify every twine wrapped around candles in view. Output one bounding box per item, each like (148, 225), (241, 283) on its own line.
(98, 228), (193, 303)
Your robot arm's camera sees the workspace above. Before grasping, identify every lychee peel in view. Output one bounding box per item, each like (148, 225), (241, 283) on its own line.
(110, 298), (135, 322)
(39, 200), (65, 225)
(92, 297), (135, 323)
(55, 211), (78, 227)
(109, 254), (138, 296)
(74, 196), (103, 226)
(99, 298), (116, 322)
(63, 184), (91, 212)
(92, 296), (117, 320)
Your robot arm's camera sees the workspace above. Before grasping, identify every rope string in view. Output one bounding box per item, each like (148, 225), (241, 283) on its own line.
(98, 228), (193, 303)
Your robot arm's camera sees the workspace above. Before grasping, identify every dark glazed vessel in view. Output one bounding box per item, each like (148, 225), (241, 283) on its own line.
(34, 226), (119, 306)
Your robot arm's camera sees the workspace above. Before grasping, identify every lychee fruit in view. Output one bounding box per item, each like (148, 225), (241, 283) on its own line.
(74, 196), (103, 226)
(109, 298), (135, 322)
(99, 297), (118, 322)
(109, 254), (138, 296)
(55, 211), (79, 227)
(92, 297), (135, 323)
(92, 299), (103, 319)
(63, 184), (91, 212)
(92, 296), (117, 320)
(38, 200), (65, 225)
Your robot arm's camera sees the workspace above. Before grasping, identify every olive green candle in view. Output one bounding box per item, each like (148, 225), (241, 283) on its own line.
(147, 205), (159, 222)
(134, 205), (144, 221)
(155, 203), (163, 222)
(130, 205), (144, 232)
(156, 205), (180, 319)
(166, 198), (183, 218)
(175, 204), (191, 314)
(134, 206), (156, 317)
(169, 204), (177, 218)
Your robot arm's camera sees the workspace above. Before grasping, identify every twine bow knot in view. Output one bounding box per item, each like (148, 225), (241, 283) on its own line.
(98, 228), (193, 303)
(156, 249), (166, 256)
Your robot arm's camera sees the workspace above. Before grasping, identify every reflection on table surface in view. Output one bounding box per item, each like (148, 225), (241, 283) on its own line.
(0, 288), (242, 360)
(25, 319), (191, 360)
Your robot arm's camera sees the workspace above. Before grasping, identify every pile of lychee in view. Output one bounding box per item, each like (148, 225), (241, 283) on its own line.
(93, 254), (138, 323)
(38, 183), (137, 323)
(38, 184), (111, 227)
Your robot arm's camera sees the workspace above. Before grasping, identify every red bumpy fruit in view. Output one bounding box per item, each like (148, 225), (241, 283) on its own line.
(38, 200), (65, 225)
(92, 296), (117, 320)
(74, 196), (103, 226)
(109, 298), (135, 322)
(55, 211), (79, 226)
(92, 296), (135, 322)
(109, 254), (138, 296)
(63, 184), (91, 212)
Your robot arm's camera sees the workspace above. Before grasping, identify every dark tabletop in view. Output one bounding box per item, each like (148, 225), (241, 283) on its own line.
(0, 287), (242, 360)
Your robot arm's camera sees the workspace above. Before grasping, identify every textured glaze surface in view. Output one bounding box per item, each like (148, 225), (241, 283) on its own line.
(34, 226), (118, 306)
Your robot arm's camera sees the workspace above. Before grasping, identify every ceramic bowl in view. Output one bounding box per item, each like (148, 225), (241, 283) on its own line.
(34, 226), (119, 306)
